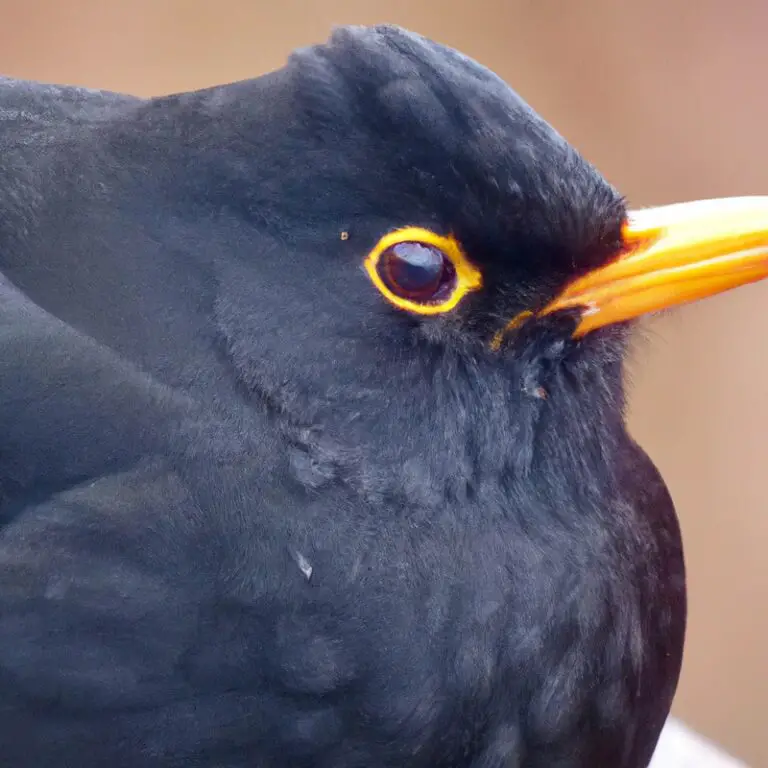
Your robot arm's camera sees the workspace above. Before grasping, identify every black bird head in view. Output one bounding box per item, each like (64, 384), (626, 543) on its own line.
(114, 24), (766, 501)
(2, 22), (768, 768)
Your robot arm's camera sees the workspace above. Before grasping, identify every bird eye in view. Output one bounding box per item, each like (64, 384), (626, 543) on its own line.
(363, 227), (483, 315)
(379, 242), (454, 303)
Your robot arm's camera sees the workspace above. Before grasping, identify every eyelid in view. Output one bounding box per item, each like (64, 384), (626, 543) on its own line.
(363, 227), (483, 315)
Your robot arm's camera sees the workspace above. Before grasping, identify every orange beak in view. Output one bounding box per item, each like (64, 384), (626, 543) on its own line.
(540, 196), (768, 338)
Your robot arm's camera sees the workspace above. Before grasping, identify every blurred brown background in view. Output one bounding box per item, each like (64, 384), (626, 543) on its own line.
(1, 1), (765, 763)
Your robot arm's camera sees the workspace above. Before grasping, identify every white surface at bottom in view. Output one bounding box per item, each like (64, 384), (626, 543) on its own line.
(649, 719), (748, 768)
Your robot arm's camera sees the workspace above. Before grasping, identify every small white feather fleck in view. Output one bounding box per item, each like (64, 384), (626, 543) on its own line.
(293, 551), (313, 581)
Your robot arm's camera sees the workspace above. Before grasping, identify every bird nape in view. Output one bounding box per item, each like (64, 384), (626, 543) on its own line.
(0, 22), (765, 768)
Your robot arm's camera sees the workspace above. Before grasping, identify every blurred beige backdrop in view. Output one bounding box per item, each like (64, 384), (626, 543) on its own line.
(1, 1), (765, 763)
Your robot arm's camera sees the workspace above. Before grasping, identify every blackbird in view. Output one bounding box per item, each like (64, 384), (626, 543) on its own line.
(1, 23), (766, 768)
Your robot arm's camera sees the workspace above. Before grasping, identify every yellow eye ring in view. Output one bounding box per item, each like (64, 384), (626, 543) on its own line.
(363, 227), (483, 315)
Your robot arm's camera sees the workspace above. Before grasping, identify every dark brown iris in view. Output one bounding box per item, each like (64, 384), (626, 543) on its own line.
(378, 242), (455, 303)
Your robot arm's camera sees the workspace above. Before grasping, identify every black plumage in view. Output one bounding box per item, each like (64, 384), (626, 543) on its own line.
(0, 25), (686, 767)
